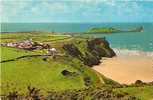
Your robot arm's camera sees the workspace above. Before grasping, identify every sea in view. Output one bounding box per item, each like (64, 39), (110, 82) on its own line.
(1, 23), (153, 57)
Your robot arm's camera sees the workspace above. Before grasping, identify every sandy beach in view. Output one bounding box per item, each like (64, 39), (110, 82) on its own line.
(93, 51), (153, 84)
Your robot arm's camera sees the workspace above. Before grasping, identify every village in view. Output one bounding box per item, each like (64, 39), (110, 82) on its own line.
(1, 39), (59, 57)
(1, 39), (50, 50)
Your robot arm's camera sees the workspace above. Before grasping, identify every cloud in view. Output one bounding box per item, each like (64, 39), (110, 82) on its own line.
(1, 0), (153, 22)
(1, 0), (33, 22)
(41, 1), (71, 14)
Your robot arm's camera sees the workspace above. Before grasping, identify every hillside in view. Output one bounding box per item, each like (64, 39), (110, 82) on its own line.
(0, 32), (152, 100)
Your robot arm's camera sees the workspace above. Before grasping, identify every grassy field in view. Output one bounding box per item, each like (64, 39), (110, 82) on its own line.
(0, 32), (103, 95)
(0, 46), (40, 61)
(0, 32), (71, 43)
(114, 86), (153, 100)
(1, 48), (103, 95)
(1, 32), (153, 99)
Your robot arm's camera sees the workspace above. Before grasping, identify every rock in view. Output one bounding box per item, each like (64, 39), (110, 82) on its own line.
(61, 70), (70, 76)
(87, 38), (116, 58)
(63, 38), (116, 67)
(84, 76), (91, 86)
(42, 58), (47, 61)
(61, 70), (78, 77)
(135, 80), (144, 85)
(63, 44), (83, 60)
(83, 52), (100, 67)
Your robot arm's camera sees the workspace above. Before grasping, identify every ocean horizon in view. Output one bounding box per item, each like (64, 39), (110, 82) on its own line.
(1, 1), (153, 98)
(1, 23), (153, 53)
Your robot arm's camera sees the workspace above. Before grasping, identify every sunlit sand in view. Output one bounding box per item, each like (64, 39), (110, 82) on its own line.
(93, 54), (153, 84)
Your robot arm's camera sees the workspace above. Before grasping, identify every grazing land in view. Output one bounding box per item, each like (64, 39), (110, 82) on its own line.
(0, 32), (153, 100)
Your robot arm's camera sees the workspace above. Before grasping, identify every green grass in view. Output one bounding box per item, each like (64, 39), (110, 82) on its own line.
(0, 32), (73, 60)
(87, 27), (120, 33)
(0, 46), (40, 61)
(1, 57), (104, 95)
(0, 32), (71, 43)
(1, 58), (80, 94)
(1, 43), (103, 95)
(1, 32), (153, 99)
(114, 86), (153, 100)
(1, 33), (93, 94)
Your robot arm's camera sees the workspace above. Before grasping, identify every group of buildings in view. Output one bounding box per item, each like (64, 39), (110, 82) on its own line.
(2, 39), (50, 50)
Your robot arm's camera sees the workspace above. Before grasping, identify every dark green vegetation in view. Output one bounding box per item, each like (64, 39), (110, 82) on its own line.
(0, 32), (152, 100)
(115, 86), (153, 100)
(114, 81), (153, 100)
(88, 27), (120, 33)
(87, 26), (144, 33)
(2, 86), (139, 100)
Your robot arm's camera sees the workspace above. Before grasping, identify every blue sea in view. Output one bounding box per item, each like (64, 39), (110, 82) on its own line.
(1, 23), (153, 55)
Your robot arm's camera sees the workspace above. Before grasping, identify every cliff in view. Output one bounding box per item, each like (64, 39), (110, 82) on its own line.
(63, 38), (116, 67)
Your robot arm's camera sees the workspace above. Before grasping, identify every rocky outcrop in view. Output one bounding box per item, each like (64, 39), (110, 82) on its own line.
(63, 44), (84, 60)
(61, 70), (78, 77)
(63, 38), (116, 67)
(83, 52), (100, 66)
(87, 38), (116, 58)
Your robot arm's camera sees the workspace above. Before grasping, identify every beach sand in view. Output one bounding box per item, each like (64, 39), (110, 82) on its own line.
(93, 54), (153, 84)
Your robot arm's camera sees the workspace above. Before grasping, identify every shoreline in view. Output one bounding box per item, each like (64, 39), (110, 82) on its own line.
(93, 50), (153, 84)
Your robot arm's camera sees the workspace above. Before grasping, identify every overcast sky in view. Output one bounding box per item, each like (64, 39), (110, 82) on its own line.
(1, 0), (153, 23)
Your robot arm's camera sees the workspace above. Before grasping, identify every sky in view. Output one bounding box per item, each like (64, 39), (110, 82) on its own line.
(1, 0), (153, 23)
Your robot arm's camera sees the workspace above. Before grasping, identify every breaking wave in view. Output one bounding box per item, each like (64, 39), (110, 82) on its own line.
(113, 48), (153, 58)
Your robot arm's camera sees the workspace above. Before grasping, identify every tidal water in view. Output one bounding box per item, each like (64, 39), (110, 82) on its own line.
(1, 23), (153, 52)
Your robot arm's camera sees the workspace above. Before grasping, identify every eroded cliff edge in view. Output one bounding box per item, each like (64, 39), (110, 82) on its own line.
(63, 38), (116, 67)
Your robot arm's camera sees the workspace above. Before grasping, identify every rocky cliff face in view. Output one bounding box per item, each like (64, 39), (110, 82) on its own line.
(87, 38), (116, 58)
(63, 43), (84, 60)
(63, 38), (116, 67)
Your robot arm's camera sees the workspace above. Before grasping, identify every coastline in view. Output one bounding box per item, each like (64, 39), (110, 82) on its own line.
(1, 32), (153, 99)
(93, 49), (153, 84)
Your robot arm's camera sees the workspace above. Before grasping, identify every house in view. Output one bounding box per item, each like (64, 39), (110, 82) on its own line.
(4, 39), (50, 50)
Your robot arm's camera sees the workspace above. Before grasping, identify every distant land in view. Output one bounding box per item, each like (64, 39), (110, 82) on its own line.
(87, 26), (144, 34)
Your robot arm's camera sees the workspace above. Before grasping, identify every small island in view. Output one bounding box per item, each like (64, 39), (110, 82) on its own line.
(87, 26), (144, 34)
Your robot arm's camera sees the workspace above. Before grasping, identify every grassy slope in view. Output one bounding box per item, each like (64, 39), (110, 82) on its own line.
(1, 57), (82, 94)
(0, 33), (103, 95)
(1, 49), (103, 95)
(114, 86), (153, 100)
(1, 46), (39, 61)
(1, 32), (153, 99)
